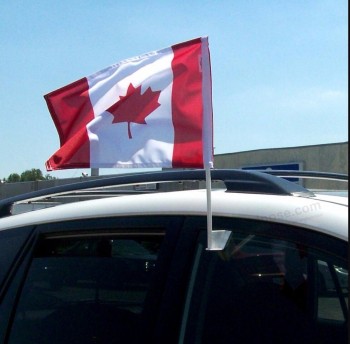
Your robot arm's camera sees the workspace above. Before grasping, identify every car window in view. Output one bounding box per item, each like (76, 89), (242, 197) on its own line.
(180, 222), (348, 344)
(317, 260), (348, 322)
(8, 231), (165, 344)
(0, 227), (33, 294)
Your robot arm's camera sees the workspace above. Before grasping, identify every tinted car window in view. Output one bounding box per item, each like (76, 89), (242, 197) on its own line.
(0, 227), (33, 293)
(317, 260), (348, 322)
(181, 223), (348, 344)
(8, 232), (164, 344)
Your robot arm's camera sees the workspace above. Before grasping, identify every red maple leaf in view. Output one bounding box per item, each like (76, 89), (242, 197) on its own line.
(106, 83), (161, 139)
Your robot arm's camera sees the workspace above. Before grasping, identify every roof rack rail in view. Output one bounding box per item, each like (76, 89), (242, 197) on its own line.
(261, 170), (348, 182)
(0, 169), (315, 218)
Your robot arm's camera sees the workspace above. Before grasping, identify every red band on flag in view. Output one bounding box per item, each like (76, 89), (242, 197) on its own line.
(45, 78), (94, 170)
(171, 38), (204, 168)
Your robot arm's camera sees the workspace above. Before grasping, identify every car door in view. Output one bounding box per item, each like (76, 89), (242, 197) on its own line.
(178, 217), (348, 344)
(1, 215), (187, 344)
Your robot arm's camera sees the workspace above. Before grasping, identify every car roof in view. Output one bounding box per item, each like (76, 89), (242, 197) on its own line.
(0, 169), (347, 242)
(0, 187), (347, 241)
(312, 192), (348, 206)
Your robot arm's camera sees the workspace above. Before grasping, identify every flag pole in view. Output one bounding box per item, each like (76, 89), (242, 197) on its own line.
(201, 37), (230, 250)
(205, 165), (213, 249)
(205, 166), (231, 251)
(91, 168), (99, 177)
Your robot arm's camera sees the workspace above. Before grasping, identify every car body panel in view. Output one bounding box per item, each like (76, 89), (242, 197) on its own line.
(0, 189), (347, 241)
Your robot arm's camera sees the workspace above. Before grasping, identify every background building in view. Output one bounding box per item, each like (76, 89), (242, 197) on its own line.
(0, 142), (348, 201)
(214, 142), (348, 190)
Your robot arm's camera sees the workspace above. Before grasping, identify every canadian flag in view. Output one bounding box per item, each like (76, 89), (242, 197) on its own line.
(44, 37), (213, 171)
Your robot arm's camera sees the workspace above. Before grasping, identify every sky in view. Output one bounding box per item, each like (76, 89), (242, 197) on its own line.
(0, 1), (348, 180)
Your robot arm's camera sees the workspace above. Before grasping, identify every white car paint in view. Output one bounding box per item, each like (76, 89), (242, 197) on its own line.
(0, 189), (347, 241)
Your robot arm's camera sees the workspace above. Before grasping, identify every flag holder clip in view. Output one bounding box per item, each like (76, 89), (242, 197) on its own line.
(206, 229), (231, 251)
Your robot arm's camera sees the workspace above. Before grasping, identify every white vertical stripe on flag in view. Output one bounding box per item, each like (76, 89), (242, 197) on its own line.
(86, 48), (175, 168)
